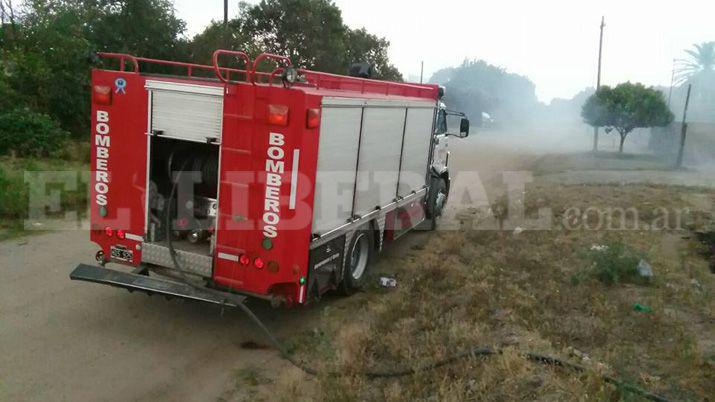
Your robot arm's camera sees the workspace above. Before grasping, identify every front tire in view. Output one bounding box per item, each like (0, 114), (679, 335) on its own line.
(426, 177), (448, 230)
(340, 226), (374, 294)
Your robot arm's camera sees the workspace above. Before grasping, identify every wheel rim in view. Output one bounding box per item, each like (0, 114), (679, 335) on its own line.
(349, 233), (369, 281)
(435, 191), (447, 217)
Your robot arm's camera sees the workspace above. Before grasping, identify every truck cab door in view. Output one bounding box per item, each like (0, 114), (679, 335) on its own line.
(431, 108), (449, 174)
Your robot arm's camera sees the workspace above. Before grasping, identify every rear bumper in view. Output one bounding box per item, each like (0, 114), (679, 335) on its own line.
(70, 264), (245, 307)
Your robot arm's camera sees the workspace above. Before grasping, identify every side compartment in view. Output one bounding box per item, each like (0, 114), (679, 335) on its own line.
(353, 105), (406, 216)
(398, 108), (436, 197)
(312, 103), (362, 234)
(311, 97), (435, 238)
(140, 80), (224, 278)
(309, 97), (435, 295)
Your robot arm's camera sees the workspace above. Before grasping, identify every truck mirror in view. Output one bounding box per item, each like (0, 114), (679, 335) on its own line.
(459, 118), (470, 138)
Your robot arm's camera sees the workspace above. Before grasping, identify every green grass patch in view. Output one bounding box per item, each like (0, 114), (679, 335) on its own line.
(0, 152), (88, 241)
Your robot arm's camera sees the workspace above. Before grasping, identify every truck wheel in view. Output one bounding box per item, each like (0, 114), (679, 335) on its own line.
(426, 178), (448, 231)
(340, 226), (374, 294)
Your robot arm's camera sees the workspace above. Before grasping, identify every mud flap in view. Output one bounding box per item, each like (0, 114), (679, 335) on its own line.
(70, 264), (245, 307)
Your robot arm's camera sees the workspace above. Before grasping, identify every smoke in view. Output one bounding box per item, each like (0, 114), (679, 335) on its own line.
(430, 60), (715, 165)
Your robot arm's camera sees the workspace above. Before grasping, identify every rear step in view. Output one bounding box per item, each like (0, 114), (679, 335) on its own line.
(70, 264), (245, 307)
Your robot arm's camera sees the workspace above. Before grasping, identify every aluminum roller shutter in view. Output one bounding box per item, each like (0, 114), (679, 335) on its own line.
(146, 80), (224, 143)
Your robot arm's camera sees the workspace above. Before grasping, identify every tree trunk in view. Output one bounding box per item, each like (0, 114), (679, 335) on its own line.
(592, 127), (599, 152)
(619, 133), (626, 153)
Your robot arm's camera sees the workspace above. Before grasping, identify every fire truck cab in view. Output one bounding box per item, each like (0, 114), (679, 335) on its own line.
(71, 50), (470, 306)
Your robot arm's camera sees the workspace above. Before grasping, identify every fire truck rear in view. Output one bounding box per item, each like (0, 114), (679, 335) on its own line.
(71, 50), (470, 306)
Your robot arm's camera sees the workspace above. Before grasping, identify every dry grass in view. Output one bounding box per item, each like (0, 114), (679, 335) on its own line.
(531, 152), (673, 175)
(220, 175), (715, 401)
(268, 183), (715, 401)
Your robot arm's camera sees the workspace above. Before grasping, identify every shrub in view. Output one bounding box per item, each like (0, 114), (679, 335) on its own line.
(0, 108), (69, 157)
(0, 164), (27, 220)
(0, 74), (20, 112)
(575, 239), (645, 285)
(53, 140), (91, 162)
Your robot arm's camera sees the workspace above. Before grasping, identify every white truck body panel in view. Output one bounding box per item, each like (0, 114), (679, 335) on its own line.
(312, 97), (435, 235)
(312, 106), (362, 234)
(398, 108), (435, 197)
(354, 107), (405, 215)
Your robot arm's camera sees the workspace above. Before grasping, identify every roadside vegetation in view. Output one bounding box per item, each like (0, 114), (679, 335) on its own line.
(0, 145), (88, 240)
(231, 181), (714, 401)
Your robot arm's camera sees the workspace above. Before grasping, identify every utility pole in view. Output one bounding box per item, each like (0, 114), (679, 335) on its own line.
(223, 0), (228, 27)
(593, 16), (605, 153)
(419, 61), (424, 84)
(675, 84), (692, 168)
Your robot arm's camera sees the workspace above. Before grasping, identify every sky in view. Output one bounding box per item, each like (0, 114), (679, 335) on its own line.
(173, 0), (715, 103)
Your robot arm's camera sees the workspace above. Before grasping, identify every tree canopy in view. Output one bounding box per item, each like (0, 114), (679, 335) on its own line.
(675, 41), (715, 86)
(582, 82), (673, 153)
(429, 60), (540, 126)
(672, 41), (715, 123)
(191, 0), (402, 81)
(1, 0), (189, 136)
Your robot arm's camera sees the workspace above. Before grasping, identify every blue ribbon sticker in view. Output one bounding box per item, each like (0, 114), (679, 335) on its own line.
(115, 78), (127, 94)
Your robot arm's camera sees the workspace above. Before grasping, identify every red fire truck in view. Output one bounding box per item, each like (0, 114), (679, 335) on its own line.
(70, 50), (470, 306)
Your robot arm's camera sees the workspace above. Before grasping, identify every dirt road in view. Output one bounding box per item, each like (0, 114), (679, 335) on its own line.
(0, 226), (320, 400)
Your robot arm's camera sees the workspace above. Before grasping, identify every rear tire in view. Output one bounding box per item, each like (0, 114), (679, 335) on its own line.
(340, 225), (374, 294)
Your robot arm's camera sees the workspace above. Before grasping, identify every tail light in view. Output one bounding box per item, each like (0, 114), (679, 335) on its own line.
(239, 254), (250, 266)
(254, 257), (265, 269)
(104, 226), (113, 237)
(176, 217), (189, 229)
(93, 85), (112, 105)
(116, 229), (125, 240)
(267, 104), (289, 126)
(306, 108), (321, 129)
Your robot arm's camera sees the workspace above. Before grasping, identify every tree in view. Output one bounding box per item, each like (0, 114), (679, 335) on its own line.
(3, 1), (93, 134)
(582, 82), (673, 153)
(239, 0), (348, 73)
(188, 20), (255, 67)
(235, 0), (401, 80)
(674, 42), (715, 123)
(429, 60), (540, 126)
(0, 0), (189, 136)
(344, 28), (402, 81)
(675, 41), (714, 85)
(86, 0), (187, 61)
